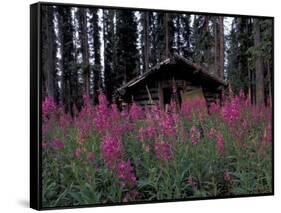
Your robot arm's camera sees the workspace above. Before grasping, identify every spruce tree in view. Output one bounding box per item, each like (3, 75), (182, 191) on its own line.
(192, 15), (213, 67)
(115, 10), (139, 84)
(181, 14), (192, 58)
(103, 9), (116, 102)
(42, 5), (57, 101)
(89, 8), (101, 104)
(57, 7), (76, 115)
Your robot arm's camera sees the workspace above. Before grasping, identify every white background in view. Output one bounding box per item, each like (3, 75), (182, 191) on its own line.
(0, 0), (279, 212)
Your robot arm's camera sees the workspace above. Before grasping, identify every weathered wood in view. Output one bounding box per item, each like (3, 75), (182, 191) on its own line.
(116, 54), (226, 109)
(181, 87), (205, 102)
(136, 100), (157, 106)
(161, 79), (187, 88)
(134, 93), (159, 101)
(146, 85), (154, 104)
(131, 87), (158, 95)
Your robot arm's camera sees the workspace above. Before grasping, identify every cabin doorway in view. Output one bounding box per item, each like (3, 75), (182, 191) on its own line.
(163, 87), (182, 112)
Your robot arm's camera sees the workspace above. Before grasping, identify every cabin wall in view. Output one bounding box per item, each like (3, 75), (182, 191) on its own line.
(122, 78), (223, 110)
(202, 86), (223, 108)
(128, 81), (159, 107)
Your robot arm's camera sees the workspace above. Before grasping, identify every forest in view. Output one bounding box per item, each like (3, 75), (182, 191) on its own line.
(41, 5), (273, 208)
(42, 5), (273, 113)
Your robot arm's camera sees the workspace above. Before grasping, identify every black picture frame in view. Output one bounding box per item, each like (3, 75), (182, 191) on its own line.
(30, 2), (274, 210)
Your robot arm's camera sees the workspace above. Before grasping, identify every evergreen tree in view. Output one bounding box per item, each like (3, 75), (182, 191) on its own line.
(149, 12), (158, 67)
(42, 5), (58, 102)
(227, 18), (241, 93)
(77, 8), (90, 96)
(115, 10), (139, 84)
(103, 9), (116, 102)
(253, 18), (264, 105)
(227, 18), (254, 98)
(181, 14), (192, 58)
(139, 11), (150, 73)
(153, 12), (175, 62)
(192, 15), (214, 68)
(88, 8), (101, 103)
(260, 19), (273, 106)
(57, 7), (76, 115)
(154, 12), (166, 62)
(214, 16), (224, 78)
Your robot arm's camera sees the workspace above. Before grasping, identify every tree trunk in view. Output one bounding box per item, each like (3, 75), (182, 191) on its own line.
(214, 16), (224, 78)
(81, 8), (90, 96)
(92, 9), (101, 103)
(165, 13), (169, 58)
(214, 17), (218, 76)
(219, 16), (224, 79)
(46, 8), (55, 99)
(144, 12), (149, 72)
(42, 6), (56, 100)
(176, 16), (181, 55)
(254, 19), (264, 106)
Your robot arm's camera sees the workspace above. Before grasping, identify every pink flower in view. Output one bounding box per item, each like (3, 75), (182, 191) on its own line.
(122, 191), (138, 202)
(87, 152), (94, 161)
(75, 148), (81, 159)
(116, 160), (136, 188)
(242, 119), (248, 129)
(138, 125), (157, 141)
(160, 114), (176, 137)
(58, 113), (72, 130)
(181, 97), (207, 120)
(216, 132), (224, 154)
(221, 95), (242, 126)
(94, 92), (110, 132)
(186, 175), (197, 188)
(42, 141), (49, 149)
(189, 126), (201, 145)
(52, 139), (64, 149)
(145, 145), (150, 152)
(209, 102), (220, 114)
(129, 102), (144, 120)
(208, 128), (216, 140)
(101, 135), (123, 168)
(224, 171), (231, 182)
(154, 141), (172, 161)
(111, 103), (121, 120)
(187, 176), (193, 185)
(42, 97), (56, 119)
(147, 126), (157, 138)
(83, 94), (91, 108)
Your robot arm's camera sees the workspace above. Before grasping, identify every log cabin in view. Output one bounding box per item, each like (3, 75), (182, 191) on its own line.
(116, 54), (227, 110)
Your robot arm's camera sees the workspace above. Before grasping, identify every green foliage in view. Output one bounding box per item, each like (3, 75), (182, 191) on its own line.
(227, 17), (255, 95)
(42, 101), (272, 207)
(192, 15), (214, 66)
(116, 10), (139, 83)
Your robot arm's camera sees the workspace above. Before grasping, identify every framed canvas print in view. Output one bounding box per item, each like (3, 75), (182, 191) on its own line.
(30, 1), (274, 210)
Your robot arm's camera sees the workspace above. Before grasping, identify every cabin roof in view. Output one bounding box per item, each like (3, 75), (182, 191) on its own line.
(117, 54), (227, 94)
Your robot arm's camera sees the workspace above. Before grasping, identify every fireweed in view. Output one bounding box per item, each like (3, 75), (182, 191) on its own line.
(189, 125), (201, 145)
(42, 92), (272, 207)
(101, 135), (123, 169)
(116, 160), (137, 188)
(154, 141), (173, 161)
